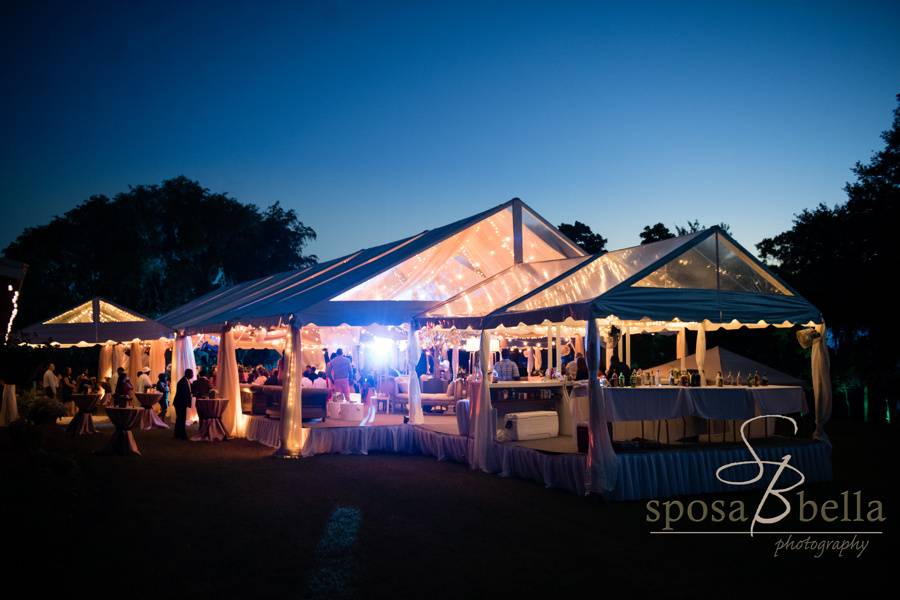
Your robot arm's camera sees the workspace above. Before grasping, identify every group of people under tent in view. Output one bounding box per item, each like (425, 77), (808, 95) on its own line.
(36, 361), (172, 418)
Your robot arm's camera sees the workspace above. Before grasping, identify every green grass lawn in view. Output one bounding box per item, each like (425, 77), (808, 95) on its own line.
(1, 419), (894, 599)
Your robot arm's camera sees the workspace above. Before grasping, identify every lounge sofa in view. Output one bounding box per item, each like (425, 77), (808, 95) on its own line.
(248, 384), (328, 421)
(387, 376), (465, 413)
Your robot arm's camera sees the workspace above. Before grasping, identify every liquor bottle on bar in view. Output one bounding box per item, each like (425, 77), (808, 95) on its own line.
(725, 371), (733, 386)
(761, 372), (769, 386)
(618, 372), (625, 387)
(716, 370), (724, 387)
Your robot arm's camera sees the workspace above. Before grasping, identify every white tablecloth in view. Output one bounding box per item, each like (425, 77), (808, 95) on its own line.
(572, 385), (807, 424)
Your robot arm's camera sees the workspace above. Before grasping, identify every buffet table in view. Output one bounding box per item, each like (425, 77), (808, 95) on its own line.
(569, 384), (807, 442)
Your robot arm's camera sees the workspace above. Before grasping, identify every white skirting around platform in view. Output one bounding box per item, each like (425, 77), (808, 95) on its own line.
(608, 442), (832, 501)
(302, 424), (416, 457)
(244, 415), (831, 501)
(246, 415), (281, 448)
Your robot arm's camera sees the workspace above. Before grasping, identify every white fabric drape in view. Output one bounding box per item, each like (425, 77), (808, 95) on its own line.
(625, 331), (631, 367)
(604, 332), (613, 371)
(98, 345), (113, 381)
(278, 323), (304, 455)
(112, 344), (128, 375)
(617, 332), (623, 363)
(173, 334), (198, 424)
(587, 318), (617, 493)
(173, 335), (197, 383)
(525, 347), (534, 375)
(128, 341), (142, 387)
(452, 346), (460, 380)
(407, 323), (424, 424)
(218, 327), (247, 438)
(149, 340), (167, 380)
(676, 328), (687, 371)
(696, 323), (707, 386)
(812, 323), (832, 443)
(546, 328), (553, 373)
(534, 344), (542, 371)
(555, 326), (563, 374)
(471, 328), (494, 472)
(1, 384), (18, 426)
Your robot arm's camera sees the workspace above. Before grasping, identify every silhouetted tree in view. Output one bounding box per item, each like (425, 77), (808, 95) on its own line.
(758, 94), (900, 421)
(639, 223), (675, 244)
(675, 220), (731, 236)
(557, 221), (607, 254)
(3, 176), (317, 328)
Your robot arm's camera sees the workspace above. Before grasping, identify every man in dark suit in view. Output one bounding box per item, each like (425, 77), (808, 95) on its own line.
(173, 368), (193, 440)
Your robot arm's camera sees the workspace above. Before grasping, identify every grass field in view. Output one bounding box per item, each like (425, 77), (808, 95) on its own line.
(1, 418), (894, 599)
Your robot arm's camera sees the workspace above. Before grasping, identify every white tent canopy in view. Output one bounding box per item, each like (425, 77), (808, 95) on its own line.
(647, 346), (804, 386)
(19, 297), (172, 346)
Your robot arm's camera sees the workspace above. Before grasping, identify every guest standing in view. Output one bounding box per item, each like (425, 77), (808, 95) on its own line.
(155, 373), (170, 420)
(173, 368), (193, 440)
(42, 363), (58, 398)
(327, 349), (353, 399)
(492, 349), (520, 381)
(136, 366), (153, 393)
(114, 367), (133, 407)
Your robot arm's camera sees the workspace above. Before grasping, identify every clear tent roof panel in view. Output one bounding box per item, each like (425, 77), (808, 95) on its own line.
(423, 256), (589, 318)
(504, 234), (702, 313)
(332, 205), (582, 303)
(44, 299), (145, 324)
(633, 233), (790, 295)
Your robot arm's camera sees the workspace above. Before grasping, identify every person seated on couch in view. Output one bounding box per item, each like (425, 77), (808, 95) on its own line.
(492, 348), (520, 381)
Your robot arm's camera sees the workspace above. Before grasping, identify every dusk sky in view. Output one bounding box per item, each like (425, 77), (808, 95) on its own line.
(2, 0), (898, 261)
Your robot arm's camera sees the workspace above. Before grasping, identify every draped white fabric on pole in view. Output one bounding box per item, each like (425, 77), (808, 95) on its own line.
(696, 323), (707, 386)
(407, 323), (424, 424)
(526, 347), (534, 375)
(128, 341), (142, 387)
(98, 344), (113, 381)
(534, 344), (542, 371)
(625, 331), (631, 367)
(277, 323), (304, 456)
(0, 384), (18, 426)
(472, 328), (494, 472)
(452, 346), (459, 380)
(555, 326), (563, 374)
(149, 340), (167, 380)
(604, 332), (613, 371)
(112, 344), (127, 374)
(546, 327), (553, 373)
(617, 332), (623, 363)
(587, 318), (617, 493)
(218, 327), (247, 438)
(173, 335), (197, 383)
(812, 323), (832, 443)
(173, 334), (198, 424)
(677, 328), (687, 371)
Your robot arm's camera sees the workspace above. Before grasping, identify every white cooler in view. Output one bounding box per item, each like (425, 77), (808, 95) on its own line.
(502, 411), (559, 441)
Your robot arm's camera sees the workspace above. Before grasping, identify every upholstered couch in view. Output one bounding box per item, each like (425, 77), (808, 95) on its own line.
(386, 376), (465, 412)
(248, 384), (328, 421)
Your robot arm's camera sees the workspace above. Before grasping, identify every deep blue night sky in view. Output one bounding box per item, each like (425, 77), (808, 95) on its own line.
(2, 0), (898, 261)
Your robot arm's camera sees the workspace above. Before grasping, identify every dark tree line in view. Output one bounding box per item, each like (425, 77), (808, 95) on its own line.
(3, 176), (317, 327)
(758, 95), (900, 418)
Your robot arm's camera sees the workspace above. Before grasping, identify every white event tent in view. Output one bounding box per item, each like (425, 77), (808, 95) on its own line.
(158, 198), (586, 454)
(18, 297), (173, 383)
(416, 226), (831, 486)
